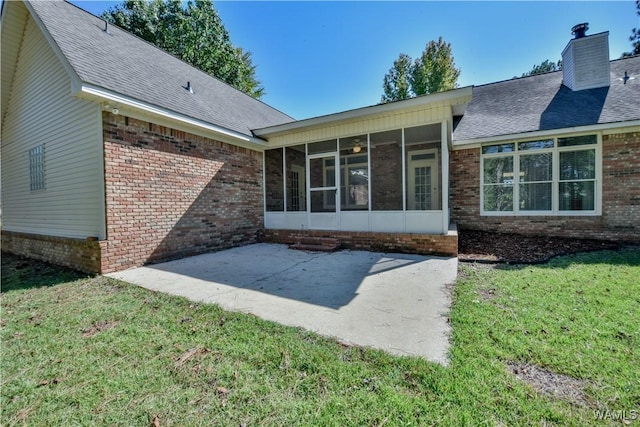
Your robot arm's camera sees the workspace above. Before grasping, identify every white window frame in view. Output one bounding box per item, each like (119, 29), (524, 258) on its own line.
(29, 144), (46, 191)
(480, 133), (602, 216)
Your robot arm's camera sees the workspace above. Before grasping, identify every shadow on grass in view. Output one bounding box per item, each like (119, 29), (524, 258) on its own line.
(494, 246), (640, 271)
(1, 252), (88, 293)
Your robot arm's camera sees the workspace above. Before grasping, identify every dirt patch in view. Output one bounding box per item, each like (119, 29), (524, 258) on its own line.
(458, 230), (620, 264)
(507, 362), (592, 407)
(174, 347), (211, 368)
(81, 321), (120, 338)
(479, 287), (498, 301)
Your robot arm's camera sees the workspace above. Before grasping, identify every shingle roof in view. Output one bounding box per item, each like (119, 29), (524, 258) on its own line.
(452, 55), (640, 142)
(27, 0), (293, 137)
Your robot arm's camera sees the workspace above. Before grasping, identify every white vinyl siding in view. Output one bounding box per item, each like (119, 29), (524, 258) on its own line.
(1, 2), (29, 127)
(1, 15), (105, 239)
(266, 97), (470, 148)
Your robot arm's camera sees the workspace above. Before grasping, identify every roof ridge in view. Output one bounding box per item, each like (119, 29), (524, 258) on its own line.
(473, 69), (562, 89)
(472, 55), (640, 90)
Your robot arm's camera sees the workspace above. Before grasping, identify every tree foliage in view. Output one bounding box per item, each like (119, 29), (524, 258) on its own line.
(103, 0), (264, 98)
(381, 53), (413, 102)
(622, 0), (640, 57)
(411, 38), (461, 97)
(381, 37), (460, 103)
(521, 59), (562, 77)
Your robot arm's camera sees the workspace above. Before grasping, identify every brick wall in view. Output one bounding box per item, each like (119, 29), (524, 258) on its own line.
(261, 228), (458, 257)
(101, 113), (264, 273)
(2, 231), (103, 274)
(264, 148), (284, 212)
(450, 131), (640, 242)
(371, 144), (403, 210)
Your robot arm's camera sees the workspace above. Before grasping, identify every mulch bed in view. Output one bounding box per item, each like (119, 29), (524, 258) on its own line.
(458, 230), (621, 264)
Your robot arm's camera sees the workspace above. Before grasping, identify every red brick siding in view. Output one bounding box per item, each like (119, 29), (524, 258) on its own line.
(371, 143), (403, 210)
(101, 113), (264, 273)
(450, 131), (640, 242)
(264, 148), (284, 211)
(261, 229), (458, 257)
(2, 230), (103, 274)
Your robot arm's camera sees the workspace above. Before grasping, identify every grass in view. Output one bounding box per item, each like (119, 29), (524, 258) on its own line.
(1, 248), (639, 426)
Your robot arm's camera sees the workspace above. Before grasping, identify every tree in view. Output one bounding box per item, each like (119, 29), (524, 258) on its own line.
(104, 0), (264, 98)
(411, 37), (460, 97)
(381, 37), (460, 103)
(521, 59), (562, 77)
(622, 0), (640, 57)
(381, 53), (413, 103)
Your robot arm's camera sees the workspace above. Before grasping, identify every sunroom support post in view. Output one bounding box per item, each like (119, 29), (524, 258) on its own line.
(441, 120), (450, 234)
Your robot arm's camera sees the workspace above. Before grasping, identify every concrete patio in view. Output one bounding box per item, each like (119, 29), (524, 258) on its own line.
(107, 243), (458, 365)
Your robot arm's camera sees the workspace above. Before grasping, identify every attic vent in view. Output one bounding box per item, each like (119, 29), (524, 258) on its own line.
(561, 23), (610, 91)
(621, 71), (636, 85)
(185, 81), (194, 94)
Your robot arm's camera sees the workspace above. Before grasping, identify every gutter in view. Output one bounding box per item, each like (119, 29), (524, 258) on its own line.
(77, 84), (269, 149)
(451, 120), (640, 149)
(254, 86), (474, 137)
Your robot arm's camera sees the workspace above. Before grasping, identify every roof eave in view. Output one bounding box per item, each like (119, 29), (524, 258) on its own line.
(254, 86), (474, 137)
(78, 84), (269, 148)
(451, 120), (640, 149)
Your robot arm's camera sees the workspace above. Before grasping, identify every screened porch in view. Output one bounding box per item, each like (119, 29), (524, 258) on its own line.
(263, 122), (450, 234)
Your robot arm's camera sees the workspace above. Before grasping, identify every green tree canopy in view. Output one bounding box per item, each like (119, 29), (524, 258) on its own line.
(381, 37), (460, 103)
(104, 0), (264, 98)
(521, 59), (562, 77)
(411, 37), (461, 97)
(381, 53), (413, 103)
(622, 0), (640, 57)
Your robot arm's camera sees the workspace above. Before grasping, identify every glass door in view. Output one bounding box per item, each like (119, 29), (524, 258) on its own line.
(307, 152), (339, 229)
(408, 149), (439, 210)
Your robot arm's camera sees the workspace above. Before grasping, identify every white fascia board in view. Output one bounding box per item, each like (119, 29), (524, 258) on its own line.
(451, 120), (640, 149)
(254, 86), (474, 137)
(77, 84), (269, 149)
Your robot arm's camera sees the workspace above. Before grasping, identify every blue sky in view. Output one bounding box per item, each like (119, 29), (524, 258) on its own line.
(71, 1), (637, 120)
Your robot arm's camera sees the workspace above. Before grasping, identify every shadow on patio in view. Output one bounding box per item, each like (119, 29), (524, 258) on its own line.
(143, 243), (432, 309)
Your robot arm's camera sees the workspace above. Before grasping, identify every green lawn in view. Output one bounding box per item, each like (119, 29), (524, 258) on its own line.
(1, 249), (638, 426)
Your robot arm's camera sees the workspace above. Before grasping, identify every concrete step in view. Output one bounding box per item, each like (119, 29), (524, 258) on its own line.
(289, 237), (340, 252)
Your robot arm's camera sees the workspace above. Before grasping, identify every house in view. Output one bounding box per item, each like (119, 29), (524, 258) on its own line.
(2, 1), (639, 274)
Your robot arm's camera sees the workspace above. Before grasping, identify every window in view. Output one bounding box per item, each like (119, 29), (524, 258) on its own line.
(29, 145), (45, 191)
(285, 145), (306, 211)
(481, 135), (598, 215)
(323, 154), (369, 210)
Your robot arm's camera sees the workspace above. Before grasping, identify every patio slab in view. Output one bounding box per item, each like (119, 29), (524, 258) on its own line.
(107, 243), (458, 365)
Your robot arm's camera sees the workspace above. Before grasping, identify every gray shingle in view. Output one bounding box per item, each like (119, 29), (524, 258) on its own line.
(27, 0), (293, 137)
(452, 56), (640, 142)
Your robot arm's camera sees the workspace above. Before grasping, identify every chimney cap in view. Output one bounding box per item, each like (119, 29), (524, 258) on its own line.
(571, 22), (589, 39)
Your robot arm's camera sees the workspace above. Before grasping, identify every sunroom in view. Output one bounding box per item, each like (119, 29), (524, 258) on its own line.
(254, 88), (472, 240)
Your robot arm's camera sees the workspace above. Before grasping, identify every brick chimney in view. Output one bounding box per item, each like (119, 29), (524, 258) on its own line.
(561, 23), (610, 91)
